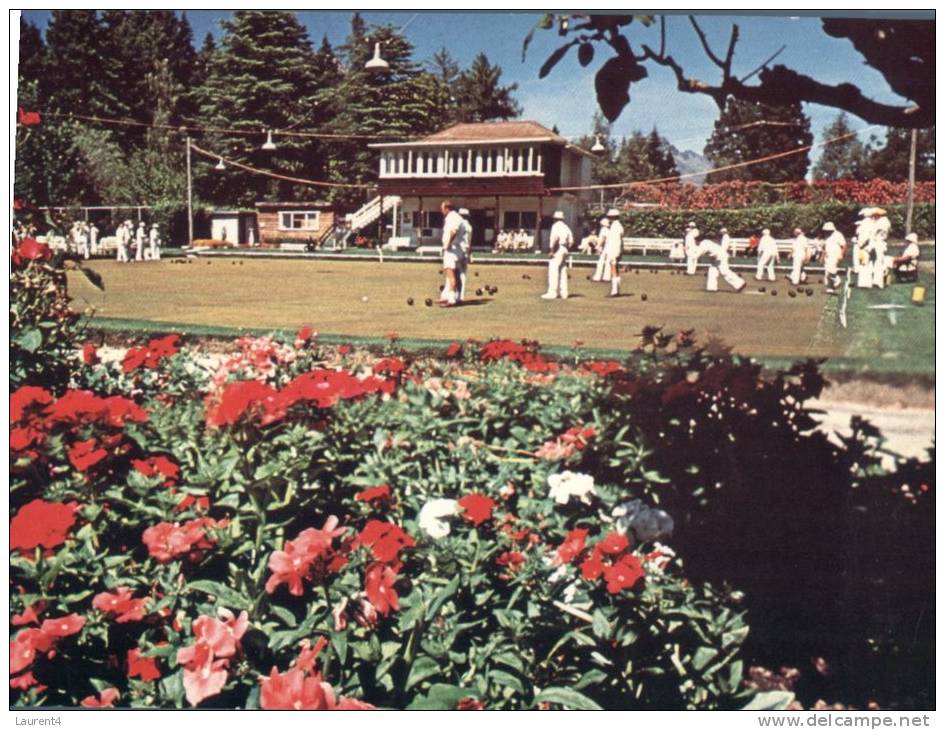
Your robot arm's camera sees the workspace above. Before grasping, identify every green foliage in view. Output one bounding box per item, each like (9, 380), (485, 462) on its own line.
(600, 202), (935, 238)
(452, 53), (522, 123)
(704, 98), (813, 183)
(812, 113), (870, 181)
(864, 127), (935, 182)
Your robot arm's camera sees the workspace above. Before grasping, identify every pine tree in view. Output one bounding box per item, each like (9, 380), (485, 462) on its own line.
(18, 17), (44, 88)
(577, 112), (623, 187)
(864, 127), (935, 181)
(196, 11), (323, 206)
(704, 97), (812, 182)
(615, 131), (656, 182)
(812, 114), (869, 180)
(645, 127), (678, 179)
(454, 53), (521, 123)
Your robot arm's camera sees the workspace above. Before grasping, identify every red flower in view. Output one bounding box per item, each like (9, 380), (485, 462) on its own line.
(127, 648), (161, 682)
(17, 108), (41, 126)
(580, 553), (605, 581)
(602, 555), (646, 594)
(10, 499), (78, 552)
(265, 517), (346, 596)
(554, 528), (588, 566)
(10, 671), (45, 692)
(457, 493), (496, 526)
(10, 633), (39, 675)
(68, 438), (109, 472)
(177, 640), (229, 707)
(142, 518), (223, 563)
(11, 385), (53, 423)
(260, 667), (337, 710)
(364, 562), (400, 617)
(82, 344), (99, 366)
(337, 345), (351, 356)
(357, 520), (415, 562)
(205, 379), (280, 428)
(456, 697), (486, 710)
(11, 603), (42, 626)
(295, 326), (315, 346)
(92, 587), (149, 623)
(355, 484), (391, 504)
(81, 688), (119, 708)
(121, 334), (181, 373)
(188, 611), (248, 659)
(10, 426), (44, 453)
(372, 357), (405, 376)
(133, 455), (180, 486)
(496, 551), (526, 572)
(445, 343), (463, 359)
(596, 532), (630, 556)
(293, 637), (328, 675)
(40, 614), (85, 638)
(177, 494), (210, 513)
(12, 238), (51, 266)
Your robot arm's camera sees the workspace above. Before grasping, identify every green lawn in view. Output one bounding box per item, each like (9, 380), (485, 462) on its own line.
(66, 258), (934, 375)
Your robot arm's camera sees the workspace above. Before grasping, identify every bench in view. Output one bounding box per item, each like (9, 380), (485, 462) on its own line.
(415, 245), (441, 255)
(383, 236), (413, 251)
(279, 242), (309, 253)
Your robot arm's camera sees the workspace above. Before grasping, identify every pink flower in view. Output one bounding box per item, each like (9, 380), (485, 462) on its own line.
(81, 688), (119, 707)
(127, 648), (161, 681)
(92, 587), (148, 623)
(364, 562), (400, 617)
(177, 641), (228, 707)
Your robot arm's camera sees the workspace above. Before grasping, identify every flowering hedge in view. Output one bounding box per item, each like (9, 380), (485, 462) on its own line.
(619, 179), (935, 209)
(599, 202), (934, 239)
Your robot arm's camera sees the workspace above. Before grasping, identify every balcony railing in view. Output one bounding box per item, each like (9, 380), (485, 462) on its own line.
(378, 145), (544, 179)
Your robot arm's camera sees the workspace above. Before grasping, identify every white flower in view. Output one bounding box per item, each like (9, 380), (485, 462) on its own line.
(612, 499), (674, 542)
(547, 471), (597, 505)
(418, 498), (459, 539)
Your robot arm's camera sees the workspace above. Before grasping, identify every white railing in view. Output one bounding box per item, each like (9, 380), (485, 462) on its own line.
(347, 195), (402, 232)
(378, 146), (544, 179)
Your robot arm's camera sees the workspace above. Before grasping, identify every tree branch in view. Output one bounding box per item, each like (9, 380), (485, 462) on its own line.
(739, 45), (786, 83)
(688, 16), (725, 69)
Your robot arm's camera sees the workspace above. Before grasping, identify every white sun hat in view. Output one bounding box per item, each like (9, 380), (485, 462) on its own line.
(552, 210), (565, 220)
(822, 222), (836, 232)
(606, 208), (620, 217)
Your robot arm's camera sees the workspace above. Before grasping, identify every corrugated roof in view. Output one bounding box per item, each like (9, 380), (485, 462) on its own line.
(422, 120), (566, 143)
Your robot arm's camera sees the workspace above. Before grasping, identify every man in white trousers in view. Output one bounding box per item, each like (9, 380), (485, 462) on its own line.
(684, 221), (701, 275)
(788, 227), (810, 285)
(76, 223), (90, 260)
(149, 223), (161, 260)
(438, 200), (466, 307)
(866, 207), (891, 289)
(591, 217), (611, 282)
(116, 221), (130, 263)
(821, 222), (846, 294)
(701, 239), (746, 292)
(604, 208), (624, 297)
(457, 208), (473, 302)
(89, 223), (99, 255)
(542, 211), (573, 299)
(755, 228), (779, 281)
(719, 227), (734, 257)
(134, 221), (147, 261)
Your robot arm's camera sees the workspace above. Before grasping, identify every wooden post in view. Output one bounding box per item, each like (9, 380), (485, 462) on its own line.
(494, 195), (500, 247)
(536, 196), (544, 253)
(905, 128), (917, 235)
(418, 196), (424, 244)
(186, 137), (193, 246)
(377, 194), (384, 243)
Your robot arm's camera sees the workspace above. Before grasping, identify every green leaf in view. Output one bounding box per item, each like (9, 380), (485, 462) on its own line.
(741, 690), (795, 711)
(425, 574), (459, 621)
(159, 669), (185, 708)
(269, 605), (297, 628)
(488, 669), (524, 694)
(692, 646), (719, 671)
(331, 631), (348, 665)
(406, 684), (477, 710)
(522, 14), (554, 62)
(406, 655), (441, 690)
(186, 580), (252, 610)
(533, 686), (603, 710)
(17, 328), (42, 353)
(573, 669), (608, 691)
(591, 609), (612, 640)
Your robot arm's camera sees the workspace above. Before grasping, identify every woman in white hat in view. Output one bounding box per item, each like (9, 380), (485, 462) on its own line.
(541, 211), (574, 299)
(591, 217), (611, 282)
(604, 208), (624, 297)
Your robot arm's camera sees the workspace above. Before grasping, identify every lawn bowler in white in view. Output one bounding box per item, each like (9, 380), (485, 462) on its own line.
(75, 222), (90, 260)
(438, 200), (465, 306)
(591, 217), (611, 281)
(457, 208), (473, 302)
(149, 223), (161, 260)
(541, 211), (574, 300)
(604, 208), (624, 297)
(116, 221), (130, 263)
(89, 223), (99, 254)
(892, 232), (920, 279)
(135, 221), (146, 261)
(867, 207), (891, 288)
(821, 222), (846, 294)
(700, 239), (746, 293)
(755, 228), (779, 282)
(789, 227), (810, 285)
(684, 221), (701, 275)
(719, 227), (733, 257)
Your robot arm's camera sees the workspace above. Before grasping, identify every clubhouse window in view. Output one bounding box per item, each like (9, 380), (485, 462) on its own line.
(279, 211), (321, 230)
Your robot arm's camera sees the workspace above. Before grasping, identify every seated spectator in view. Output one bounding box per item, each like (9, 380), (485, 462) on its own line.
(893, 233), (920, 282)
(579, 232), (600, 254)
(668, 241), (685, 260)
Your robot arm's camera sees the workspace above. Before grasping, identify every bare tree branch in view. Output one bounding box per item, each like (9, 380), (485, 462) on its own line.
(739, 45), (786, 83)
(688, 16), (725, 69)
(723, 25), (739, 79)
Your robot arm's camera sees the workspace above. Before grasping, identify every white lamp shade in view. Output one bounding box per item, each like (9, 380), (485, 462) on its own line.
(261, 130), (276, 151)
(365, 42), (390, 72)
(591, 135), (605, 153)
(214, 158), (226, 171)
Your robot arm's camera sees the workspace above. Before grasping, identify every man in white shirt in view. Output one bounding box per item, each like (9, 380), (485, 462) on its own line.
(591, 217), (611, 282)
(719, 227), (733, 257)
(116, 221), (130, 263)
(457, 208), (473, 301)
(684, 221), (701, 275)
(135, 221), (146, 261)
(89, 223), (99, 255)
(149, 223), (161, 261)
(788, 227), (810, 286)
(542, 211), (574, 300)
(755, 228), (779, 282)
(438, 200), (465, 306)
(893, 232), (920, 282)
(821, 222), (846, 294)
(604, 208), (624, 297)
(866, 207), (891, 289)
(701, 239), (745, 292)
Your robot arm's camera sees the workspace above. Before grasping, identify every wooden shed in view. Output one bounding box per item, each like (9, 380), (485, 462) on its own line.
(255, 201), (337, 245)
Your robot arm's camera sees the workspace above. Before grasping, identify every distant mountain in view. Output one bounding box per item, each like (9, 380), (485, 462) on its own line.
(667, 144), (710, 186)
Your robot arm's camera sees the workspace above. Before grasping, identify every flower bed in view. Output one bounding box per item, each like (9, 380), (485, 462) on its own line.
(9, 243), (933, 710)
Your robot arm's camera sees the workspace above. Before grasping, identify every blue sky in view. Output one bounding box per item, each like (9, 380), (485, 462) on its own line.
(22, 10), (922, 159)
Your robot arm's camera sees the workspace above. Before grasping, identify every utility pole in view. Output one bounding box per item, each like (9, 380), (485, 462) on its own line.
(905, 128), (917, 235)
(185, 137), (194, 247)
